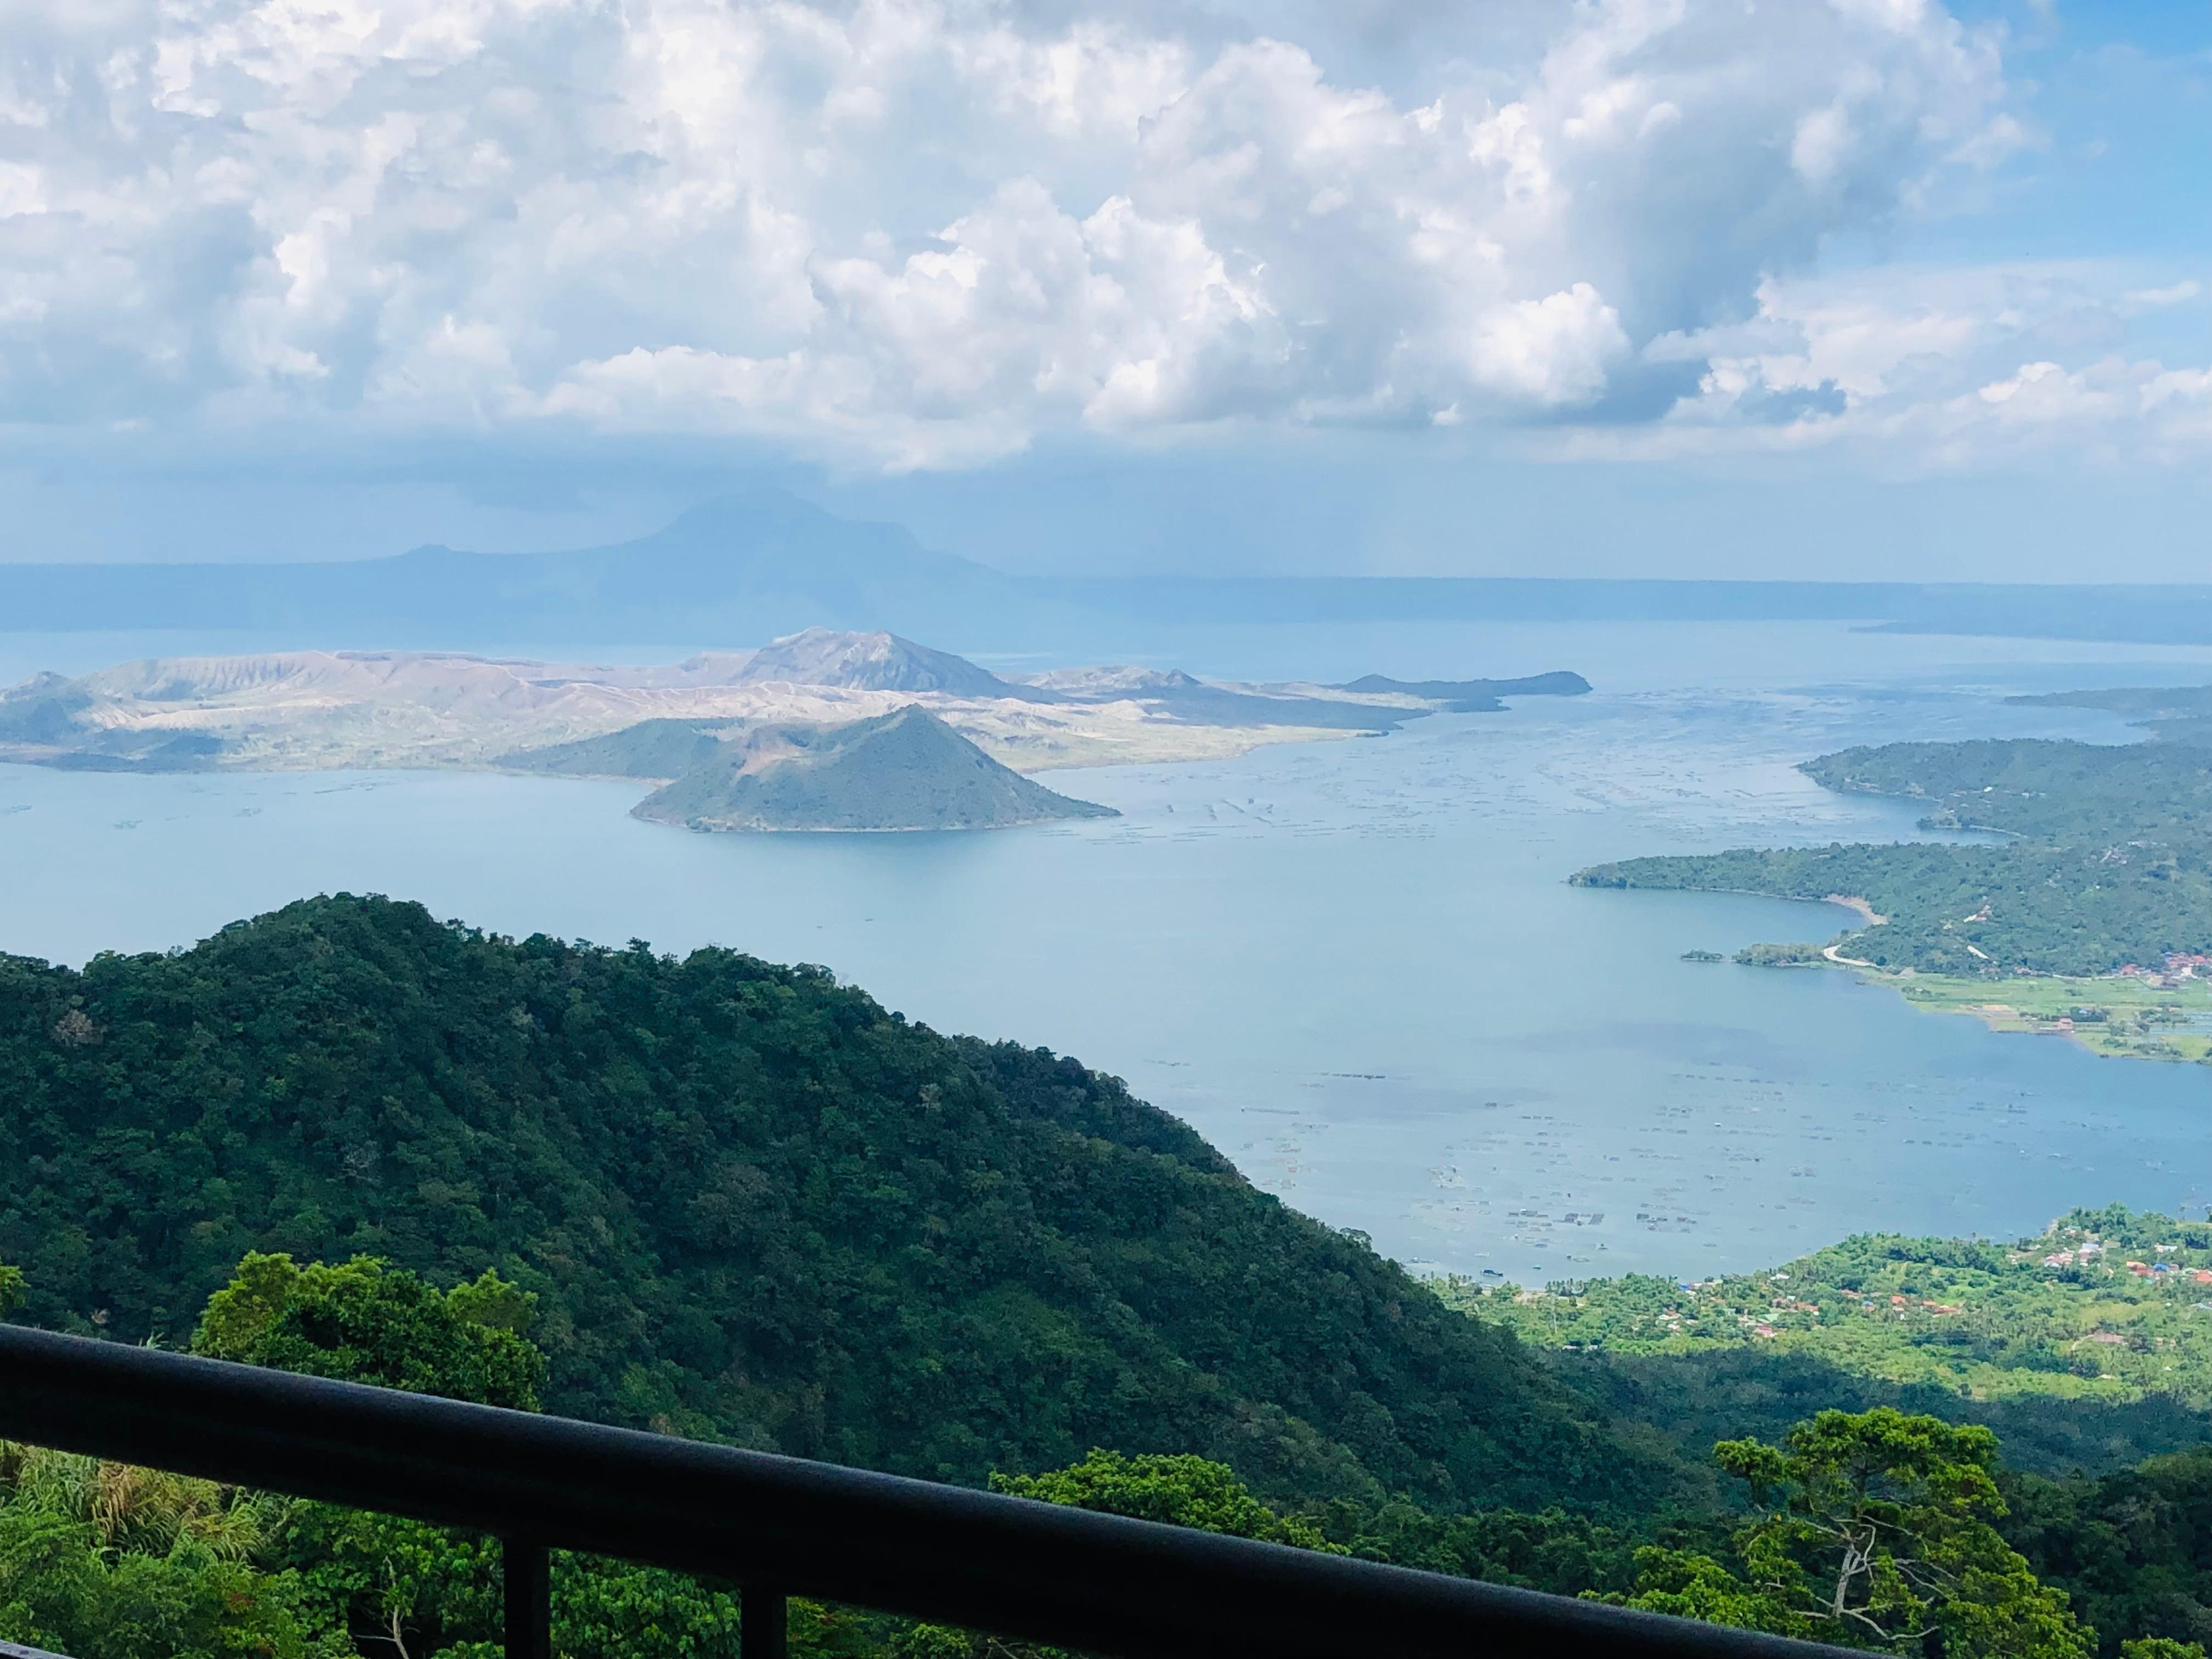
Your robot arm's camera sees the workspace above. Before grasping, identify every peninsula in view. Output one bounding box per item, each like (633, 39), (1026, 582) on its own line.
(1573, 691), (2212, 1062)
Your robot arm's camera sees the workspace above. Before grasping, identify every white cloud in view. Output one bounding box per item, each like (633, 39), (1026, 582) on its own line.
(1575, 262), (2212, 467)
(1468, 285), (1630, 405)
(2120, 279), (2203, 313)
(0, 0), (2196, 469)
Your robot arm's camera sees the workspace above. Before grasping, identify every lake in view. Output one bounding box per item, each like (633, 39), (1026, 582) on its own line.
(2, 619), (2207, 1284)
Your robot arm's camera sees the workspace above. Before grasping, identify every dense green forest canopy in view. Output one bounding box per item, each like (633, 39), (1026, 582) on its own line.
(2007, 1444), (2212, 1657)
(1578, 839), (2212, 975)
(0, 893), (1672, 1515)
(1804, 738), (2212, 843)
(1573, 720), (2212, 976)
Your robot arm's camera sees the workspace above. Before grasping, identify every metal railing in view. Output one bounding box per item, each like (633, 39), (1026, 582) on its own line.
(0, 1323), (1859, 1659)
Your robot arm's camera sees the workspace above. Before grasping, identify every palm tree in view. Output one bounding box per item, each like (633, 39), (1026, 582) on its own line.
(1, 1441), (270, 1560)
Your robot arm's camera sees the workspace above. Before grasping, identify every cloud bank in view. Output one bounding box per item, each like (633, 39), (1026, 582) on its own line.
(0, 0), (2198, 471)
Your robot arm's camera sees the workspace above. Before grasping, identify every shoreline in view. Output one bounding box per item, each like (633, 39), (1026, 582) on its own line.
(1820, 892), (1887, 926)
(1853, 966), (2212, 1064)
(1626, 880), (2210, 1065)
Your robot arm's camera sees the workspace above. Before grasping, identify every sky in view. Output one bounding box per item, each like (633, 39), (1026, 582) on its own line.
(0, 0), (2206, 578)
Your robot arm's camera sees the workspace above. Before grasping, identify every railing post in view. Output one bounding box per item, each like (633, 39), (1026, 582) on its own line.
(742, 1585), (787, 1659)
(503, 1537), (551, 1659)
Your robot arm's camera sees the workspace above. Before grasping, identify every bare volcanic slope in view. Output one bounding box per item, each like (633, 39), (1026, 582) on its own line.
(634, 705), (1117, 832)
(738, 627), (1029, 698)
(0, 631), (1593, 776)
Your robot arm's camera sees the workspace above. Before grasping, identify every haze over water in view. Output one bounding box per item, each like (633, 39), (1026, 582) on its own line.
(3, 619), (2207, 1285)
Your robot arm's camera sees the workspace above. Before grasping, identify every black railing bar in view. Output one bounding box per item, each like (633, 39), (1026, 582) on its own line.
(0, 1325), (1859, 1659)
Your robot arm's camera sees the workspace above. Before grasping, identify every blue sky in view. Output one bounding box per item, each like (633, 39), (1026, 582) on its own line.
(0, 0), (2204, 579)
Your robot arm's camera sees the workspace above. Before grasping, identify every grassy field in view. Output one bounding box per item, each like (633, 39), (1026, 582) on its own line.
(1880, 970), (2212, 1062)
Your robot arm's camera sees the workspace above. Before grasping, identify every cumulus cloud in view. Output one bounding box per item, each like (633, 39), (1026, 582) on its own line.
(0, 0), (2191, 469)
(1590, 262), (2212, 466)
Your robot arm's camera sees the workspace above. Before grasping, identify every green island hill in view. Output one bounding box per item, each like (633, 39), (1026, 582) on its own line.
(503, 715), (742, 781)
(2010, 684), (2212, 746)
(624, 704), (1118, 832)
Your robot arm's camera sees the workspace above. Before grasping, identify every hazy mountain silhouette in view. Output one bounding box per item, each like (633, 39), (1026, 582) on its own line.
(8, 492), (2212, 647)
(0, 491), (1030, 645)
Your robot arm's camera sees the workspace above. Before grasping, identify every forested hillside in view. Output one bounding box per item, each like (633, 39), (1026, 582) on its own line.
(0, 895), (1672, 1514)
(1806, 737), (2212, 842)
(2012, 685), (2212, 745)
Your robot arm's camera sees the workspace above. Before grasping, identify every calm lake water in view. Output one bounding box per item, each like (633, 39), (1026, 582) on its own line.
(3, 619), (2208, 1283)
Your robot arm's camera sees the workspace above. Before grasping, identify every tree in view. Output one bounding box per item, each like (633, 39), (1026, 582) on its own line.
(0, 1501), (335, 1659)
(990, 1452), (1341, 1551)
(0, 1260), (22, 1319)
(1627, 1408), (2094, 1657)
(2, 1443), (268, 1561)
(181, 1255), (539, 1658)
(193, 1253), (543, 1410)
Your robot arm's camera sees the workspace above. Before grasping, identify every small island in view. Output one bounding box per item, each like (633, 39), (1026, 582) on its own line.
(628, 706), (1116, 833)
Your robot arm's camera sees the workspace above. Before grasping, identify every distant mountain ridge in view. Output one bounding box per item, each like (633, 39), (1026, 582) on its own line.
(7, 494), (2212, 646)
(0, 492), (1024, 645)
